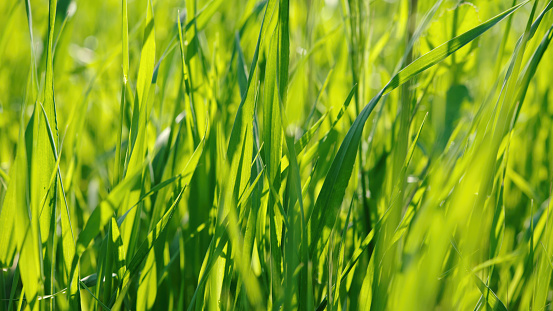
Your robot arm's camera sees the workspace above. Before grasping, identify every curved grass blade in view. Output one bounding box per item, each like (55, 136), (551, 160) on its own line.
(513, 22), (553, 123)
(308, 0), (530, 259)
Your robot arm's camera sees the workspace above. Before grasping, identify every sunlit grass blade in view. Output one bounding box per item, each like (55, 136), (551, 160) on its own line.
(121, 0), (156, 263)
(114, 0), (130, 186)
(308, 0), (530, 260)
(1, 110), (41, 310)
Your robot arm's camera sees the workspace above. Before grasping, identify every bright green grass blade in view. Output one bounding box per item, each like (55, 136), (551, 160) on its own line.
(23, 0), (38, 96)
(121, 0), (156, 262)
(308, 0), (530, 259)
(177, 11), (189, 87)
(122, 0), (129, 80)
(114, 0), (130, 186)
(0, 0), (41, 305)
(16, 1), (57, 308)
(137, 245), (158, 311)
(513, 23), (553, 123)
(175, 9), (200, 141)
(1, 112), (41, 310)
(241, 123), (264, 297)
(32, 0), (59, 302)
(134, 0), (156, 117)
(0, 166), (16, 266)
(31, 0), (59, 267)
(261, 39), (279, 114)
(125, 0), (156, 172)
(534, 198), (553, 309)
(263, 8), (283, 305)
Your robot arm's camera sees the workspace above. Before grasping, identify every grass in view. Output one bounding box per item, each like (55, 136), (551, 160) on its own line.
(1, 0), (553, 310)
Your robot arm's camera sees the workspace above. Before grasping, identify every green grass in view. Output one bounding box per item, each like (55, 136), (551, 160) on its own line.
(1, 0), (553, 310)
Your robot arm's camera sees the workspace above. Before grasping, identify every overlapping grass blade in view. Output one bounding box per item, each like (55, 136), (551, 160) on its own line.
(308, 0), (530, 259)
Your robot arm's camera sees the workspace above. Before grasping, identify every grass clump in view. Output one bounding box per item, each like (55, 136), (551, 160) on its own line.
(1, 0), (553, 310)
